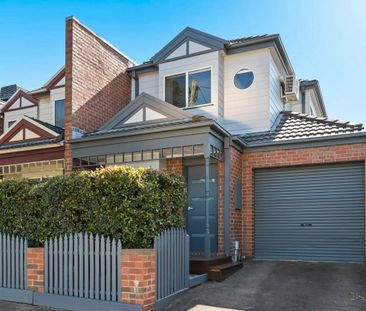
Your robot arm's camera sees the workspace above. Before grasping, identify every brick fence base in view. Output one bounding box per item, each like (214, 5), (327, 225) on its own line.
(25, 247), (156, 311)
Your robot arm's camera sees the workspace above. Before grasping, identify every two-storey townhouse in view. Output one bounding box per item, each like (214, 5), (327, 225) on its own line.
(70, 26), (366, 272)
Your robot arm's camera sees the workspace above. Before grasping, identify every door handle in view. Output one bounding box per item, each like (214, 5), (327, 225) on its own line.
(300, 223), (312, 227)
(188, 206), (194, 211)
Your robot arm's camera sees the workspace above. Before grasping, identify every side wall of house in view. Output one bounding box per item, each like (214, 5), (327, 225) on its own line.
(230, 147), (243, 254)
(242, 143), (366, 258)
(269, 53), (283, 125)
(4, 107), (38, 131)
(223, 48), (271, 134)
(132, 71), (159, 100)
(65, 17), (131, 170)
(38, 94), (53, 125)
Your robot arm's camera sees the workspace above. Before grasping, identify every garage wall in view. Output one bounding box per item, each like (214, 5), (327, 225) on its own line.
(242, 142), (366, 259)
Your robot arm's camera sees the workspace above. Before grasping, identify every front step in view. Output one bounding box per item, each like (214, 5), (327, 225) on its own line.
(190, 256), (231, 274)
(208, 261), (243, 282)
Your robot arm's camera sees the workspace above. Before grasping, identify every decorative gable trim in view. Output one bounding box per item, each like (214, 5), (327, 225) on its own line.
(0, 116), (60, 145)
(100, 92), (193, 130)
(150, 27), (226, 64)
(1, 90), (38, 113)
(44, 67), (66, 90)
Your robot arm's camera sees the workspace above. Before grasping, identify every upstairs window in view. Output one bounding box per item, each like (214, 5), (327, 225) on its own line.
(165, 69), (211, 108)
(55, 99), (65, 128)
(165, 74), (186, 108)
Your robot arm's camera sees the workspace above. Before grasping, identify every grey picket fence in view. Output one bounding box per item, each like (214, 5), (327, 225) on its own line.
(154, 228), (189, 308)
(0, 233), (27, 290)
(44, 233), (122, 302)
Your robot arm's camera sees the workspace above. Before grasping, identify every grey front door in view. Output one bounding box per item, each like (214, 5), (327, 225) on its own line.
(254, 162), (365, 262)
(187, 165), (218, 253)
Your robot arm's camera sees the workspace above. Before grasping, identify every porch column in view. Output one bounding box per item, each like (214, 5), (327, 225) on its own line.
(204, 155), (211, 259)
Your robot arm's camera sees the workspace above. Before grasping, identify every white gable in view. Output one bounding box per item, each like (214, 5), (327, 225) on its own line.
(124, 108), (144, 124)
(22, 97), (34, 107)
(166, 42), (187, 60)
(145, 107), (167, 121)
(9, 131), (23, 142)
(188, 41), (211, 54)
(55, 77), (65, 87)
(25, 128), (40, 139)
(11, 98), (21, 109)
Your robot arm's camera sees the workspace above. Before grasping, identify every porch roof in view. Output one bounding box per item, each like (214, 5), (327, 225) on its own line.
(70, 115), (228, 159)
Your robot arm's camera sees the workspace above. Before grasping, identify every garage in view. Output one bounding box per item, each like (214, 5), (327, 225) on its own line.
(254, 162), (365, 262)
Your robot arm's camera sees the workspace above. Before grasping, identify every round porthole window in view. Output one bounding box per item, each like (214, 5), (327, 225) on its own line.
(234, 68), (254, 89)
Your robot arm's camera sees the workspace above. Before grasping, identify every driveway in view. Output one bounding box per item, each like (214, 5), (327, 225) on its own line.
(167, 261), (366, 311)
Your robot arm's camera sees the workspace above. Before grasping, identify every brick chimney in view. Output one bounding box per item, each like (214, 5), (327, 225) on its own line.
(64, 16), (133, 170)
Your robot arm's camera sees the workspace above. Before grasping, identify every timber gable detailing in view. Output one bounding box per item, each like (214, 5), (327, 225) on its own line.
(1, 90), (38, 113)
(0, 117), (60, 145)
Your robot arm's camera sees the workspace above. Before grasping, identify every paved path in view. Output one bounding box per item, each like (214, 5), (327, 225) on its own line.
(167, 261), (366, 311)
(0, 301), (59, 311)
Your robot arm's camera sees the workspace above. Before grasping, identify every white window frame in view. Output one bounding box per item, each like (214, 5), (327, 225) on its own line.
(163, 67), (213, 109)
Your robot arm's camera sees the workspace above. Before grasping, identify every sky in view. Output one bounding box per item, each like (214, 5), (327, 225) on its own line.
(0, 0), (365, 124)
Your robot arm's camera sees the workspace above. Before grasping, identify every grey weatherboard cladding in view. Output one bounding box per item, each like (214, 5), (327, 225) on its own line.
(254, 162), (365, 262)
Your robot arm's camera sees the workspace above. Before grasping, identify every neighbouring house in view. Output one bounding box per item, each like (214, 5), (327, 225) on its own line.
(0, 17), (134, 180)
(70, 25), (366, 269)
(3, 18), (366, 271)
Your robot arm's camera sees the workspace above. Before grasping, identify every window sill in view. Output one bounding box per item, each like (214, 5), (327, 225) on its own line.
(182, 103), (214, 110)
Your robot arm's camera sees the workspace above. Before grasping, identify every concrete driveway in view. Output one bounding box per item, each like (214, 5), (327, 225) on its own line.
(167, 261), (366, 311)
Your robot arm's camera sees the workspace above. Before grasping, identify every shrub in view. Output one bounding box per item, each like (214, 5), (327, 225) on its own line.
(0, 166), (186, 247)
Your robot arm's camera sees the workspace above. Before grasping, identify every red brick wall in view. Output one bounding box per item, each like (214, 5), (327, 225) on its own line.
(65, 17), (131, 170)
(166, 158), (184, 176)
(121, 249), (156, 311)
(27, 248), (44, 292)
(217, 160), (225, 255)
(242, 143), (366, 258)
(230, 147), (243, 255)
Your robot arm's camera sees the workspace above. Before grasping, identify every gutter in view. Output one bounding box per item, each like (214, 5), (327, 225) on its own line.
(0, 142), (64, 155)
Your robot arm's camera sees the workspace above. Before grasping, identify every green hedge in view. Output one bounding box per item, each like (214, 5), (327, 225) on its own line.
(0, 166), (186, 248)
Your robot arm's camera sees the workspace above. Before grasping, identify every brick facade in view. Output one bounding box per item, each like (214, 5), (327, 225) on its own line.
(121, 249), (156, 311)
(65, 17), (131, 170)
(230, 147), (243, 255)
(26, 248), (45, 293)
(166, 158), (184, 176)
(217, 160), (225, 255)
(242, 142), (366, 258)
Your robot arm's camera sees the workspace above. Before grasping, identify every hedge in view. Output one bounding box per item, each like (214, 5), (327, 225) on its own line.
(0, 166), (186, 248)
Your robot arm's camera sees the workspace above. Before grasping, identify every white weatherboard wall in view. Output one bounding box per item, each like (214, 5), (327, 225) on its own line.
(223, 48), (272, 134)
(138, 71), (159, 99)
(159, 51), (220, 121)
(38, 94), (52, 125)
(4, 107), (38, 131)
(269, 54), (284, 125)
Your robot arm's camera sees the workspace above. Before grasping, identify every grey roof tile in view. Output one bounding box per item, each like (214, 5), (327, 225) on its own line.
(226, 34), (277, 46)
(0, 137), (63, 150)
(239, 111), (364, 145)
(84, 118), (200, 138)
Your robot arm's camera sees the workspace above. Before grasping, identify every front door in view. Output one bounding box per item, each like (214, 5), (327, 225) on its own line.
(187, 164), (218, 253)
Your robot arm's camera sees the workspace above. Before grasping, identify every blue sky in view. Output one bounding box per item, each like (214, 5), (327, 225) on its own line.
(0, 0), (365, 124)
